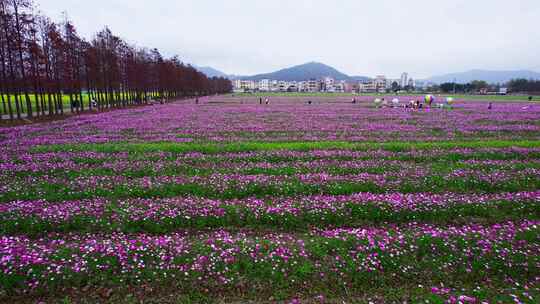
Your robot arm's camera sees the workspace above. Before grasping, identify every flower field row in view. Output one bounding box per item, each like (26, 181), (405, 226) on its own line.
(0, 192), (538, 234)
(2, 166), (539, 203)
(1, 221), (538, 303)
(3, 150), (540, 177)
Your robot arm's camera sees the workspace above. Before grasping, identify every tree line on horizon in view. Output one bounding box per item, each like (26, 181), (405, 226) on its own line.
(433, 79), (540, 94)
(0, 0), (232, 121)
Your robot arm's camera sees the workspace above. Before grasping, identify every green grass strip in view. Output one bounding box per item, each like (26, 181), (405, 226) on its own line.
(3, 176), (539, 203)
(2, 201), (538, 235)
(31, 139), (540, 154)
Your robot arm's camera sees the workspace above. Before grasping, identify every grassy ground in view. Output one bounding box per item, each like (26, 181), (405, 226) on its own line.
(1, 94), (92, 114)
(33, 139), (540, 154)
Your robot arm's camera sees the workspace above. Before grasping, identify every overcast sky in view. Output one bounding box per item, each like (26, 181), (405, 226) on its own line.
(37, 0), (540, 78)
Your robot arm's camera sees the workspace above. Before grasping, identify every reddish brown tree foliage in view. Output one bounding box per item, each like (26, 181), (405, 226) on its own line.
(0, 0), (232, 121)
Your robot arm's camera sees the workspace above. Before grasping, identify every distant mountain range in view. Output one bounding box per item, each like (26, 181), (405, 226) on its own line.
(427, 69), (540, 84)
(195, 66), (229, 78)
(241, 62), (370, 82)
(195, 62), (370, 82)
(196, 63), (540, 84)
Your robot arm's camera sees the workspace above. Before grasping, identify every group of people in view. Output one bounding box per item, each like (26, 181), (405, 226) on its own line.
(211, 95), (531, 110)
(250, 96), (452, 109)
(373, 95), (454, 110)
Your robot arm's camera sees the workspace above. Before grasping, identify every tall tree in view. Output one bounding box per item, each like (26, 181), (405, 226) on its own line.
(10, 0), (33, 117)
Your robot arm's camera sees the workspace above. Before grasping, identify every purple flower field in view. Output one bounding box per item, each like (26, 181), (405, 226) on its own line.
(0, 96), (539, 303)
(1, 96), (539, 146)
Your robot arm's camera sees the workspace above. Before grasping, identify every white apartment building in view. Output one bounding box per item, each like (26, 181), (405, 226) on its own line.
(375, 75), (387, 91)
(278, 81), (288, 92)
(323, 77), (335, 92)
(233, 80), (257, 92)
(334, 81), (345, 93)
(358, 81), (378, 93)
(288, 81), (298, 92)
(307, 79), (320, 92)
(298, 81), (308, 92)
(270, 80), (280, 92)
(400, 73), (408, 88)
(258, 79), (270, 92)
(358, 76), (387, 93)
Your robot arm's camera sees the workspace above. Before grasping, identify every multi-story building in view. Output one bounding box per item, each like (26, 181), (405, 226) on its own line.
(334, 81), (345, 93)
(298, 81), (308, 92)
(287, 81), (298, 92)
(307, 79), (320, 92)
(270, 80), (280, 92)
(358, 80), (378, 93)
(400, 73), (408, 88)
(408, 78), (415, 88)
(358, 76), (386, 93)
(278, 81), (288, 92)
(233, 80), (257, 92)
(375, 75), (387, 92)
(233, 79), (242, 92)
(235, 77), (364, 93)
(258, 79), (270, 92)
(323, 77), (335, 92)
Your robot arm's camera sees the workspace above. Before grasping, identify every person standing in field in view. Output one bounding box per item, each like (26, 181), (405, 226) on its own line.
(265, 97), (269, 105)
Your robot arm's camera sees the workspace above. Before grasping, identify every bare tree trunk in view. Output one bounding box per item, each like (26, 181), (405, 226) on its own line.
(68, 92), (73, 113)
(47, 91), (53, 116)
(0, 89), (5, 117)
(1, 1), (17, 119)
(39, 87), (45, 116)
(0, 49), (6, 120)
(13, 90), (21, 119)
(6, 93), (13, 120)
(12, 0), (32, 118)
(29, 43), (41, 117)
